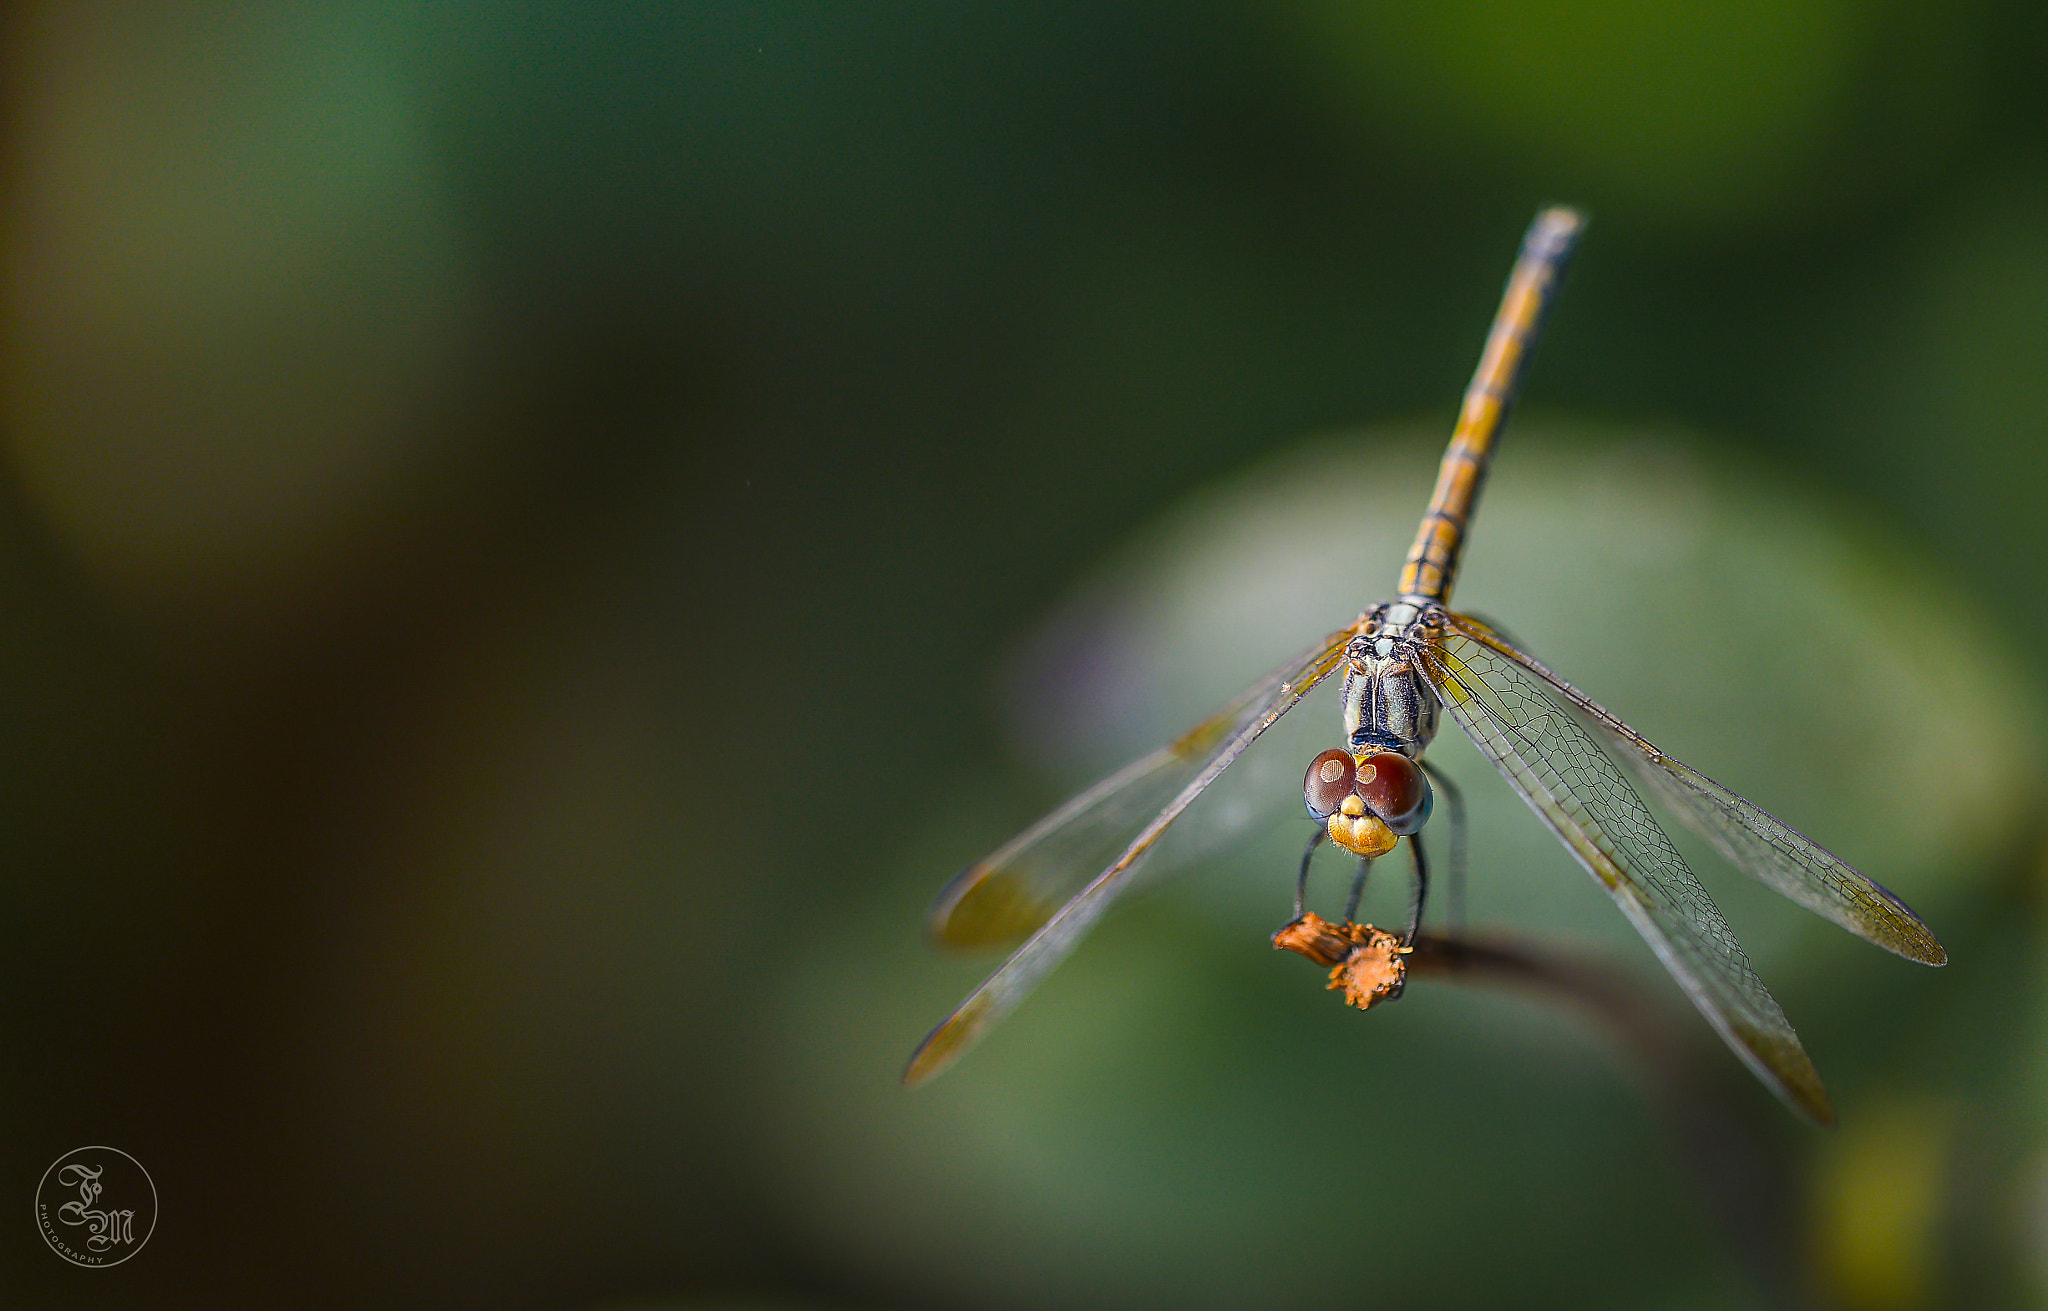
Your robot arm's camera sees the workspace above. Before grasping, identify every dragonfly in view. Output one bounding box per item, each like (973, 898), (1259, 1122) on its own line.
(904, 207), (1945, 1123)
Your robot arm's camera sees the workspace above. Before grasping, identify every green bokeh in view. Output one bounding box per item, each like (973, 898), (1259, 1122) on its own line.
(1288, 0), (1982, 227)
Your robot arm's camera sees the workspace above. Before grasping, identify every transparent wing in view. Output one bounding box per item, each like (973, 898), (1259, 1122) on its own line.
(1419, 624), (1835, 1124)
(926, 752), (1189, 948)
(1440, 612), (1944, 966)
(928, 623), (1360, 948)
(905, 621), (1360, 1087)
(928, 739), (1245, 950)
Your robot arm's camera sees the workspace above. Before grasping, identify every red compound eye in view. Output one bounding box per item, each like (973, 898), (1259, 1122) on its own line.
(1303, 748), (1356, 820)
(1355, 752), (1432, 835)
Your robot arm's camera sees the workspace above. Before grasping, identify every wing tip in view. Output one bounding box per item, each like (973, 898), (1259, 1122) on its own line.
(1909, 936), (1949, 968)
(1870, 923), (1947, 965)
(1787, 1070), (1838, 1128)
(902, 994), (993, 1089)
(925, 864), (1054, 949)
(900, 1047), (943, 1089)
(1729, 1018), (1837, 1127)
(1800, 1088), (1839, 1129)
(900, 1028), (952, 1089)
(1876, 909), (1948, 967)
(922, 873), (976, 948)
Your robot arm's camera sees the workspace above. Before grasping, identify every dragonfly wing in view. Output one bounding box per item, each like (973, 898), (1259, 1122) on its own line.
(1440, 613), (1945, 966)
(929, 622), (1361, 948)
(927, 746), (1203, 949)
(1420, 626), (1836, 1124)
(906, 622), (1360, 1086)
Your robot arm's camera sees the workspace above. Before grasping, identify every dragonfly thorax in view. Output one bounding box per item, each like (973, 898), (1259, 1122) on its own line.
(1340, 608), (1441, 758)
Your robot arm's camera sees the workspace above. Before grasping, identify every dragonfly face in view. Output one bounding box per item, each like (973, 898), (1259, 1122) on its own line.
(1302, 746), (1432, 858)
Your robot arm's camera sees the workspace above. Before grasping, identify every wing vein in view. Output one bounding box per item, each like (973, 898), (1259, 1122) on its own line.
(1439, 612), (1944, 965)
(905, 621), (1360, 1085)
(1420, 627), (1835, 1123)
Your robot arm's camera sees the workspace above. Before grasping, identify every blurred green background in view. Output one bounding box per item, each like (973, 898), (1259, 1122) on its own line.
(4, 3), (2047, 1308)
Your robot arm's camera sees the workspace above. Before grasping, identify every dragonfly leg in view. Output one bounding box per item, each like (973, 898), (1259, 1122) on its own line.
(1402, 830), (1430, 948)
(1293, 824), (1327, 921)
(1342, 857), (1373, 922)
(1421, 761), (1467, 937)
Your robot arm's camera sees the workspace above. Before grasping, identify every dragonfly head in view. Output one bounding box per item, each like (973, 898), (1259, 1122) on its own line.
(1303, 747), (1433, 858)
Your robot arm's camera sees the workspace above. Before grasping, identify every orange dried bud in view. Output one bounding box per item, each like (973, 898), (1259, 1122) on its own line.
(1327, 924), (1407, 1009)
(1271, 912), (1360, 967)
(1272, 913), (1407, 1009)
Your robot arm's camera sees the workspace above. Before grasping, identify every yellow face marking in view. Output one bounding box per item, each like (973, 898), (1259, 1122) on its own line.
(1327, 802), (1396, 859)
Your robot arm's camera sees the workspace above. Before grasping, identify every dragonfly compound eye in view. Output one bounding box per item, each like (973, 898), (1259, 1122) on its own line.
(1356, 751), (1432, 835)
(1303, 748), (1357, 820)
